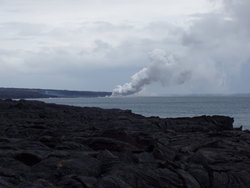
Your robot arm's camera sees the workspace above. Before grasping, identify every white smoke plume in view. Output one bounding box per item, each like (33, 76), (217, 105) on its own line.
(112, 49), (192, 96)
(113, 1), (250, 96)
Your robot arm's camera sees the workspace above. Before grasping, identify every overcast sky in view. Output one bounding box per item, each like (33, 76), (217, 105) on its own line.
(0, 0), (249, 95)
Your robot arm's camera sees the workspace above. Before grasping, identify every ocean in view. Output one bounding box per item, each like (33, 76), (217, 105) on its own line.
(37, 95), (250, 129)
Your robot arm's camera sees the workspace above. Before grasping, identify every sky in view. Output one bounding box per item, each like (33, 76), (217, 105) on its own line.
(0, 0), (249, 95)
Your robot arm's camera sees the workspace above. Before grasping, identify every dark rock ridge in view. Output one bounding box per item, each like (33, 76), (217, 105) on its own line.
(0, 99), (249, 188)
(0, 87), (112, 99)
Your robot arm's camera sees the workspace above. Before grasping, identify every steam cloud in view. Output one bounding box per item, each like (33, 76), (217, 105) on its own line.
(112, 49), (192, 96)
(113, 1), (250, 96)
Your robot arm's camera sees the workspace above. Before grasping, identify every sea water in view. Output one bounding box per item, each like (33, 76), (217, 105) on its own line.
(37, 95), (250, 129)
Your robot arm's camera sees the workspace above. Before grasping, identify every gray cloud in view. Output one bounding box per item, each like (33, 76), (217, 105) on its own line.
(0, 0), (249, 94)
(0, 22), (49, 37)
(182, 0), (250, 76)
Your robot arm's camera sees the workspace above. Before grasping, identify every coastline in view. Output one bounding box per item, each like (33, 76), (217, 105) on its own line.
(0, 99), (249, 187)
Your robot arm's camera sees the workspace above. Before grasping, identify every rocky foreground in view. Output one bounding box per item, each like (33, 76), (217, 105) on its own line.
(0, 100), (250, 188)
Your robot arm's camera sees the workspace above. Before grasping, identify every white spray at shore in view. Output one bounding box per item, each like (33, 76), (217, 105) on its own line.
(112, 49), (192, 96)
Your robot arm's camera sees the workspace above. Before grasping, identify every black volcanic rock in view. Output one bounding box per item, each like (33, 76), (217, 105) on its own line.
(0, 99), (249, 188)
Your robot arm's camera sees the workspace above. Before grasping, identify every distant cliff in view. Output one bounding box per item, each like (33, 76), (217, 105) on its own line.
(0, 87), (112, 99)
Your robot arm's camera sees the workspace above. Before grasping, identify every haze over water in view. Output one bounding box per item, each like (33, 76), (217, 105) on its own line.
(38, 95), (250, 129)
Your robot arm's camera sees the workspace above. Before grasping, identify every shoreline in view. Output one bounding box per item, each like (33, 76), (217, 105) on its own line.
(0, 99), (249, 187)
(35, 96), (249, 129)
